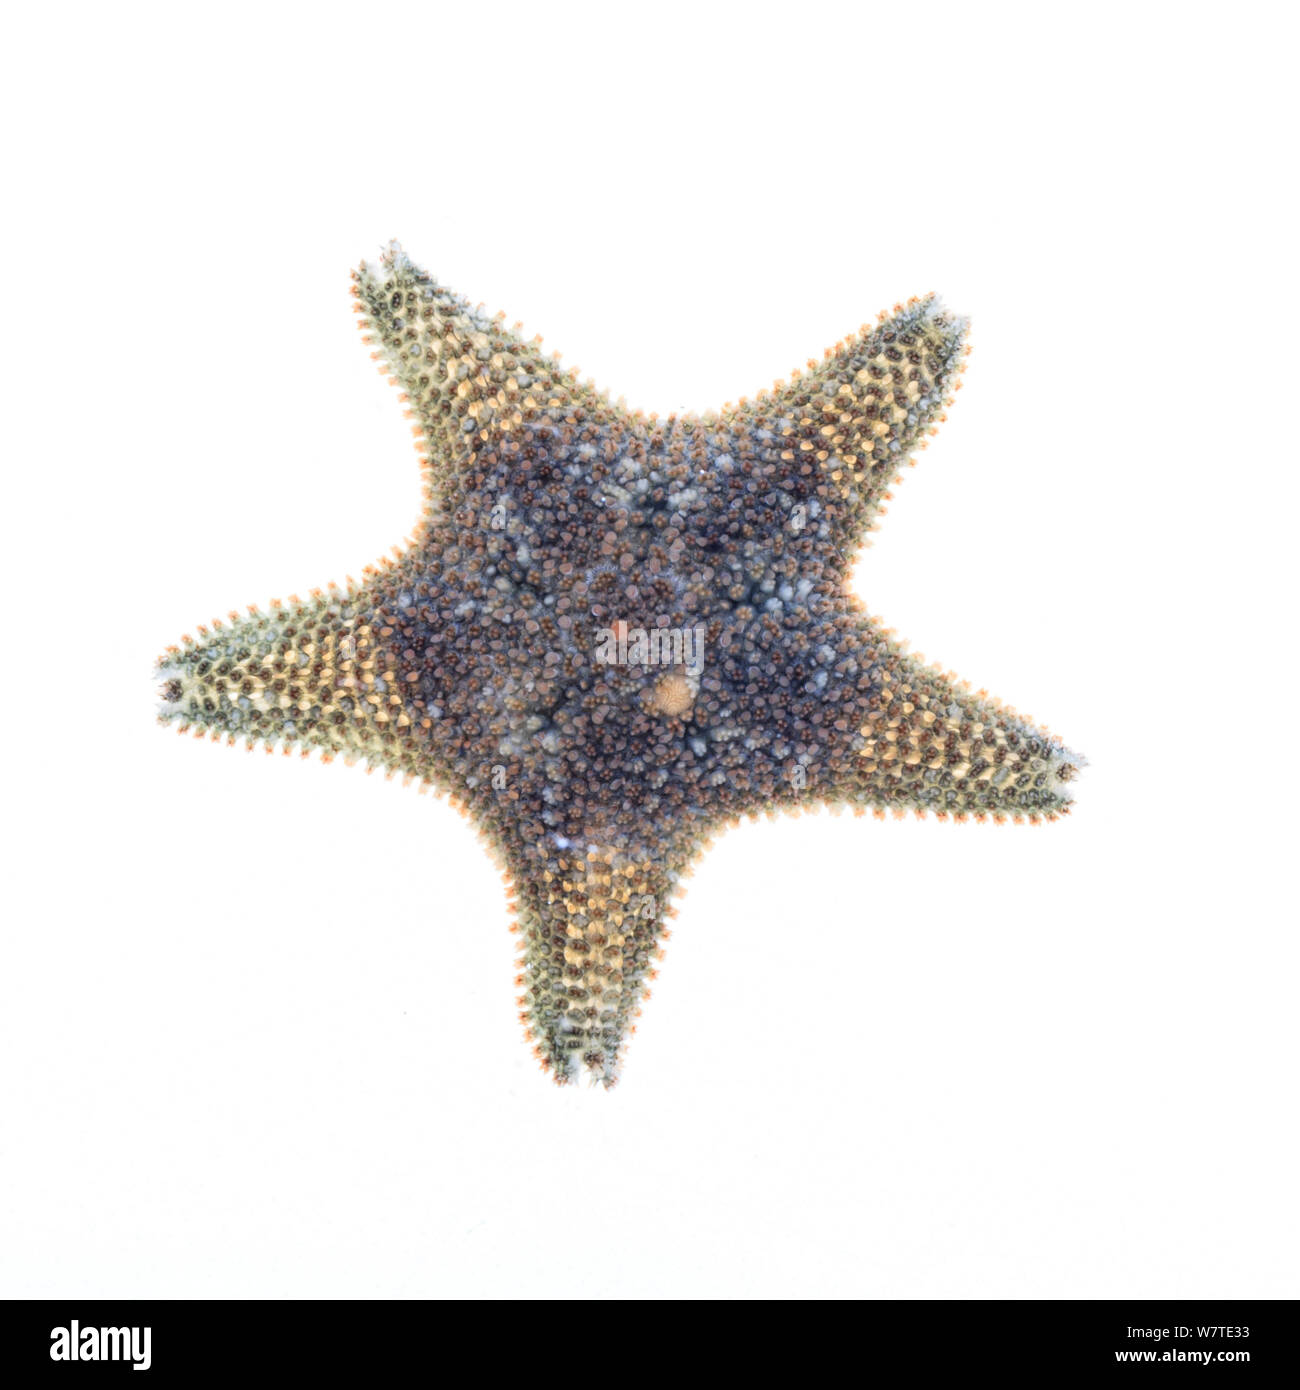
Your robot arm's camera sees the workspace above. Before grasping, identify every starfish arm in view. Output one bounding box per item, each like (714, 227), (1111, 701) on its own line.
(507, 831), (697, 1086)
(351, 243), (631, 523)
(803, 614), (1084, 822)
(154, 572), (458, 786)
(726, 296), (969, 566)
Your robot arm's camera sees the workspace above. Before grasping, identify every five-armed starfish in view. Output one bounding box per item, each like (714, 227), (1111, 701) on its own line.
(156, 243), (1082, 1086)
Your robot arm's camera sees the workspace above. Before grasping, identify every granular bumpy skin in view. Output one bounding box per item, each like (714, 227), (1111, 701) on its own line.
(156, 242), (1083, 1087)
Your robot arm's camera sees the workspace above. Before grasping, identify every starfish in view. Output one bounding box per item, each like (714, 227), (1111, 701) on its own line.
(156, 242), (1082, 1087)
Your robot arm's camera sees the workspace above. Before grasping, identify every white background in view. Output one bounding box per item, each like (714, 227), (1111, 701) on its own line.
(2, 1), (1295, 1298)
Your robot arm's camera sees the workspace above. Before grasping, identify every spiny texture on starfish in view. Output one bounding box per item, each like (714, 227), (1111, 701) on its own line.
(156, 242), (1082, 1086)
